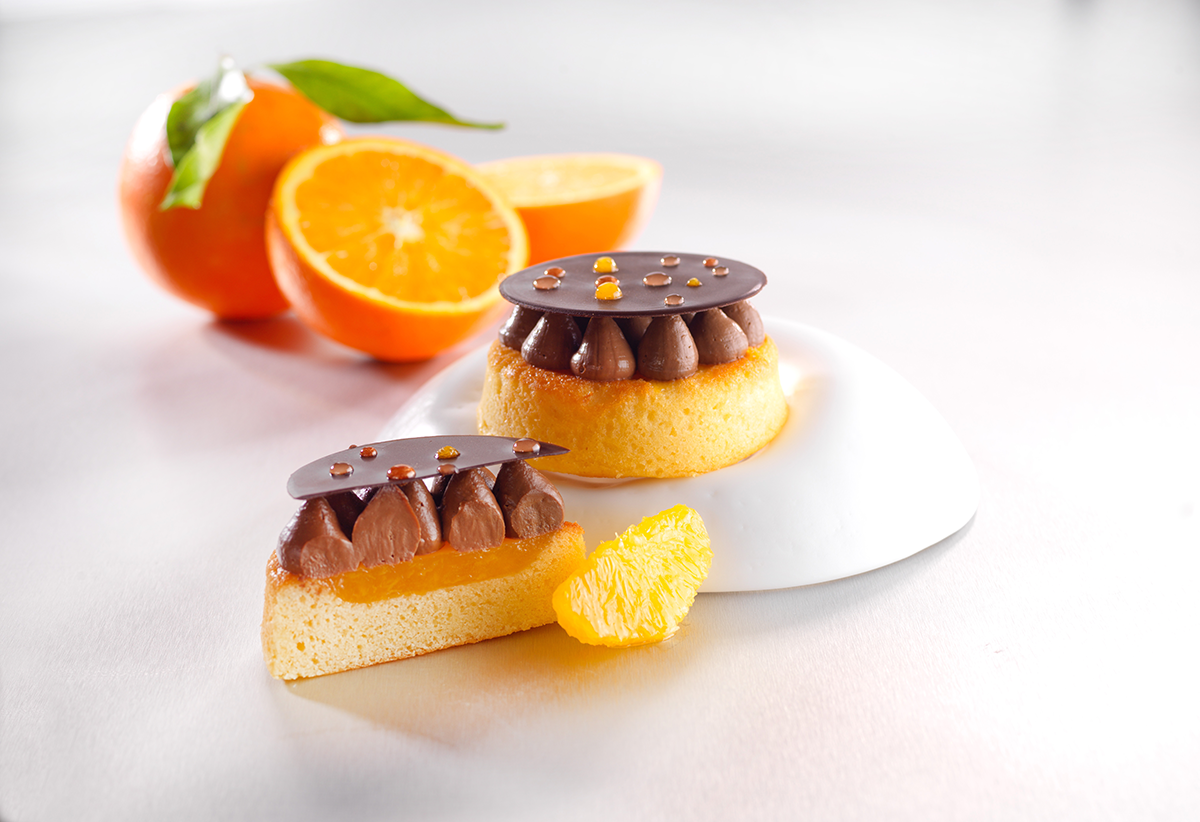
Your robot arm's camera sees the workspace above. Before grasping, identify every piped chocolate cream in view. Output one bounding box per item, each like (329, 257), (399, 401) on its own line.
(278, 497), (361, 579)
(637, 315), (699, 381)
(521, 313), (582, 372)
(722, 301), (765, 347)
(440, 468), (506, 552)
(493, 460), (565, 538)
(499, 305), (542, 350)
(570, 316), (635, 381)
(353, 485), (421, 566)
(397, 479), (442, 555)
(691, 308), (749, 365)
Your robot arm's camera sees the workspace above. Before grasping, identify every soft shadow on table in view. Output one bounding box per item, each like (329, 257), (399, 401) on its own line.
(283, 621), (693, 745)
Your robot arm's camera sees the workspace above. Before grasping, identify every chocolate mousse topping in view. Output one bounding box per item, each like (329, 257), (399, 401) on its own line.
(691, 308), (749, 365)
(440, 468), (506, 552)
(570, 316), (636, 381)
(521, 312), (583, 372)
(637, 315), (699, 381)
(352, 485), (421, 567)
(493, 460), (565, 539)
(325, 490), (366, 537)
(397, 479), (442, 555)
(498, 305), (543, 350)
(617, 316), (651, 347)
(722, 301), (765, 347)
(278, 497), (362, 579)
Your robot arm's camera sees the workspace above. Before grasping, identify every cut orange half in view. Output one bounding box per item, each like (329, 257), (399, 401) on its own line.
(477, 153), (661, 266)
(267, 137), (528, 361)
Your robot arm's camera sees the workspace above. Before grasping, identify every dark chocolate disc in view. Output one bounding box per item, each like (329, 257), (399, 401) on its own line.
(498, 251), (766, 318)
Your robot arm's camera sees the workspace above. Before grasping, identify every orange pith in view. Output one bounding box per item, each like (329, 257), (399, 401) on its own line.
(269, 138), (528, 361)
(478, 153), (661, 266)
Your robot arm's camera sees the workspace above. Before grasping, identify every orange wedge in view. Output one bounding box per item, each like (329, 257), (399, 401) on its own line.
(267, 137), (528, 361)
(477, 153), (661, 265)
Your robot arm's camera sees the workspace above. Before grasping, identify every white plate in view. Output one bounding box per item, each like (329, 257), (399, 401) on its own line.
(380, 318), (978, 592)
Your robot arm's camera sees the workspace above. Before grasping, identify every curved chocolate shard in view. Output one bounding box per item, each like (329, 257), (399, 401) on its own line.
(278, 497), (362, 579)
(498, 305), (543, 350)
(521, 313), (582, 372)
(637, 315), (699, 381)
(352, 485), (421, 567)
(691, 308), (749, 365)
(722, 300), (765, 347)
(570, 316), (636, 381)
(616, 316), (651, 348)
(494, 460), (565, 539)
(397, 480), (442, 555)
(440, 468), (505, 552)
(325, 490), (366, 537)
(499, 251), (767, 318)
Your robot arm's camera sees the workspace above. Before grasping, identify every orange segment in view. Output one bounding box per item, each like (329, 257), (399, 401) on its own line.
(268, 137), (528, 361)
(553, 504), (711, 647)
(477, 153), (661, 265)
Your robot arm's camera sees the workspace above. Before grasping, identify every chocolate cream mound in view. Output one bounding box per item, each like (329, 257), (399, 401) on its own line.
(502, 300), (763, 382)
(278, 465), (564, 579)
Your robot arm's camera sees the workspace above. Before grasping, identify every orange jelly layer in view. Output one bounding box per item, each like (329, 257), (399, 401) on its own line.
(322, 532), (552, 604)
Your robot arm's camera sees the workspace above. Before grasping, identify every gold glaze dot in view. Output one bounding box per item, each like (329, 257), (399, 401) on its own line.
(330, 462), (353, 478)
(513, 438), (540, 455)
(533, 276), (560, 291)
(687, 277), (702, 287)
(703, 257), (719, 267)
(436, 445), (460, 460)
(665, 294), (684, 306)
(387, 464), (416, 480)
(593, 256), (618, 273)
(713, 266), (729, 277)
(545, 266), (565, 278)
(359, 446), (377, 459)
(661, 255), (680, 267)
(438, 464), (457, 476)
(595, 281), (623, 300)
(643, 272), (671, 287)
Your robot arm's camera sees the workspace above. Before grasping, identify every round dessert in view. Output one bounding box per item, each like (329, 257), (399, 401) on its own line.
(478, 251), (789, 478)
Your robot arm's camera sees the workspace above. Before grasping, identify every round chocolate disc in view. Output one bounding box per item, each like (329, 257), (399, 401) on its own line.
(498, 251), (766, 318)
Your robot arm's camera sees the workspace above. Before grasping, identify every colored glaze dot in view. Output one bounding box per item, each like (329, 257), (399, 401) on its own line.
(387, 464), (416, 480)
(359, 446), (377, 459)
(713, 266), (729, 277)
(436, 445), (460, 460)
(330, 462), (353, 478)
(665, 294), (684, 306)
(703, 257), (719, 267)
(687, 277), (702, 287)
(593, 256), (618, 274)
(595, 281), (623, 300)
(513, 438), (540, 455)
(438, 464), (457, 476)
(533, 276), (560, 291)
(661, 255), (680, 267)
(643, 272), (671, 287)
(545, 266), (565, 278)
(595, 274), (619, 286)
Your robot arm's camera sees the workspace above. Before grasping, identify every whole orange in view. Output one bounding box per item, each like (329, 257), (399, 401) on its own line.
(118, 79), (341, 319)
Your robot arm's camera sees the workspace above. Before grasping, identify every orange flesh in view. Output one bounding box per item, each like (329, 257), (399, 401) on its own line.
(291, 151), (513, 303)
(323, 533), (549, 603)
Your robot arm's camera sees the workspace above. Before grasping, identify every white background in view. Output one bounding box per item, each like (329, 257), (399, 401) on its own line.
(1, 1), (1198, 819)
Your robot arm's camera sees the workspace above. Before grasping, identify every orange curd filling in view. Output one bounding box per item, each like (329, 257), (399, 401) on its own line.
(322, 532), (554, 603)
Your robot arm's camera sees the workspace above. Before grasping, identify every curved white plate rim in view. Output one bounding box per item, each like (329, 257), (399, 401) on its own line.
(380, 318), (979, 593)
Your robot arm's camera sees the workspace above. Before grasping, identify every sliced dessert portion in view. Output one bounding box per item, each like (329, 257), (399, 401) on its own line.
(262, 436), (585, 680)
(478, 251), (789, 478)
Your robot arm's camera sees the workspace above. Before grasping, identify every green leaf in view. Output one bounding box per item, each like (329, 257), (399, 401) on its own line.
(159, 99), (247, 210)
(160, 57), (253, 210)
(269, 59), (502, 129)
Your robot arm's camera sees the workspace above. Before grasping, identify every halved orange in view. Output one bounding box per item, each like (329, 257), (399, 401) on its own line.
(477, 153), (661, 266)
(267, 137), (528, 361)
